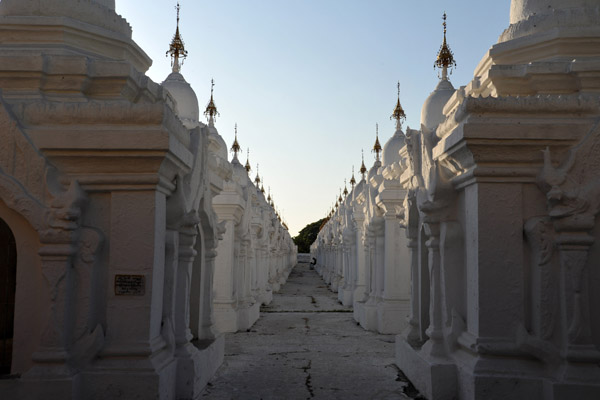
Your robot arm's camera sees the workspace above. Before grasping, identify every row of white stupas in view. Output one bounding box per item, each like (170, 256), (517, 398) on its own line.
(162, 7), (296, 335)
(312, 1), (600, 399)
(0, 0), (295, 399)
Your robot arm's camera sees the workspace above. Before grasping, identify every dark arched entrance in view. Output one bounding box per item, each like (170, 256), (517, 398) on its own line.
(0, 218), (16, 375)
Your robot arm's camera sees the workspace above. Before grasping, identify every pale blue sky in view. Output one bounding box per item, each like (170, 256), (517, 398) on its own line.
(116, 1), (509, 236)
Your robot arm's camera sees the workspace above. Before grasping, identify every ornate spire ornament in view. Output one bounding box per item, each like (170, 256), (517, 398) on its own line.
(166, 2), (188, 73)
(245, 148), (251, 173)
(254, 164), (261, 186)
(372, 123), (382, 162)
(261, 183), (265, 193)
(391, 82), (407, 130)
(267, 187), (271, 204)
(350, 166), (356, 188)
(435, 12), (457, 80)
(230, 123), (241, 159)
(338, 189), (343, 204)
(343, 180), (348, 198)
(360, 150), (367, 179)
(204, 79), (220, 125)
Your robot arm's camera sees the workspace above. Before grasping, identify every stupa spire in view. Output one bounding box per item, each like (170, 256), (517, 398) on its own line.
(230, 123), (241, 160)
(390, 82), (407, 131)
(166, 2), (188, 73)
(204, 79), (220, 126)
(254, 164), (261, 186)
(360, 150), (367, 179)
(245, 148), (252, 173)
(350, 166), (356, 188)
(435, 12), (457, 80)
(343, 180), (348, 198)
(372, 123), (382, 162)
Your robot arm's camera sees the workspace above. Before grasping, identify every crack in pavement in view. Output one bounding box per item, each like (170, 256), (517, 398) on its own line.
(302, 317), (310, 334)
(302, 360), (314, 398)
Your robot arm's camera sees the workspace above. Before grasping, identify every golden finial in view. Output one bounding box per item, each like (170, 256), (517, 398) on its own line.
(166, 2), (188, 72)
(372, 123), (382, 161)
(261, 183), (265, 193)
(360, 150), (367, 178)
(435, 12), (457, 79)
(338, 189), (343, 204)
(391, 82), (407, 130)
(204, 79), (220, 125)
(343, 180), (348, 198)
(267, 187), (271, 203)
(350, 166), (356, 187)
(254, 164), (261, 185)
(245, 148), (251, 172)
(230, 123), (241, 158)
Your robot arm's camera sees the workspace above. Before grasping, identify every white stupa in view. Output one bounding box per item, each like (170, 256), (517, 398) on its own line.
(421, 13), (456, 135)
(382, 83), (407, 167)
(161, 2), (199, 130)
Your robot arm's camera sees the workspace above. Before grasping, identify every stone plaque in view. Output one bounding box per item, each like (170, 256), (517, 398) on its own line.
(114, 274), (145, 296)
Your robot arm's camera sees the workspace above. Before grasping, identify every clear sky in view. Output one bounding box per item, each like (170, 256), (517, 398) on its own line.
(115, 0), (509, 237)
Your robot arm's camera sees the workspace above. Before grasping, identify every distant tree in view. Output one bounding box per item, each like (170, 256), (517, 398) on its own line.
(292, 218), (327, 253)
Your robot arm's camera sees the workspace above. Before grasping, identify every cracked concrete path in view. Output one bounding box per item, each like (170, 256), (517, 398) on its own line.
(201, 263), (415, 400)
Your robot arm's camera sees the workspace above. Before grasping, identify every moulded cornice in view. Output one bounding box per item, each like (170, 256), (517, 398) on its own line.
(0, 14), (150, 73)
(432, 95), (600, 187)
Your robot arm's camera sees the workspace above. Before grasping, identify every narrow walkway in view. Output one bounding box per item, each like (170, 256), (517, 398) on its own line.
(201, 262), (416, 400)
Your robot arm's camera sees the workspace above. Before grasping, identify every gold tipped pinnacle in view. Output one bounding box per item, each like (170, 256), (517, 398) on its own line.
(230, 123), (241, 157)
(391, 82), (406, 129)
(254, 164), (261, 185)
(350, 166), (356, 187)
(343, 180), (348, 198)
(372, 123), (382, 161)
(435, 12), (457, 78)
(204, 79), (220, 124)
(166, 2), (188, 72)
(245, 148), (251, 172)
(360, 150), (367, 178)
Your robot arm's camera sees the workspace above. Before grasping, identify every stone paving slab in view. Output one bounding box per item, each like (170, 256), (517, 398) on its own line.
(201, 263), (418, 400)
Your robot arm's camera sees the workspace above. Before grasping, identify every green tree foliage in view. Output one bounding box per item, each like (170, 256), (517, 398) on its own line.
(292, 218), (327, 253)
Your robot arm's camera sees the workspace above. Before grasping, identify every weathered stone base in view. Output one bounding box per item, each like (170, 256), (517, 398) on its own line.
(338, 287), (354, 307)
(360, 300), (378, 331)
(397, 336), (600, 400)
(330, 275), (340, 292)
(259, 289), (273, 305)
(271, 281), (281, 293)
(237, 301), (261, 331)
(79, 351), (178, 400)
(192, 335), (225, 396)
(376, 300), (409, 334)
(395, 336), (457, 400)
(0, 374), (80, 400)
(213, 302), (238, 333)
(352, 286), (366, 306)
(353, 299), (365, 325)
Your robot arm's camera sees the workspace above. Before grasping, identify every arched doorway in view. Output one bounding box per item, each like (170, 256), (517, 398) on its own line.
(0, 218), (16, 375)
